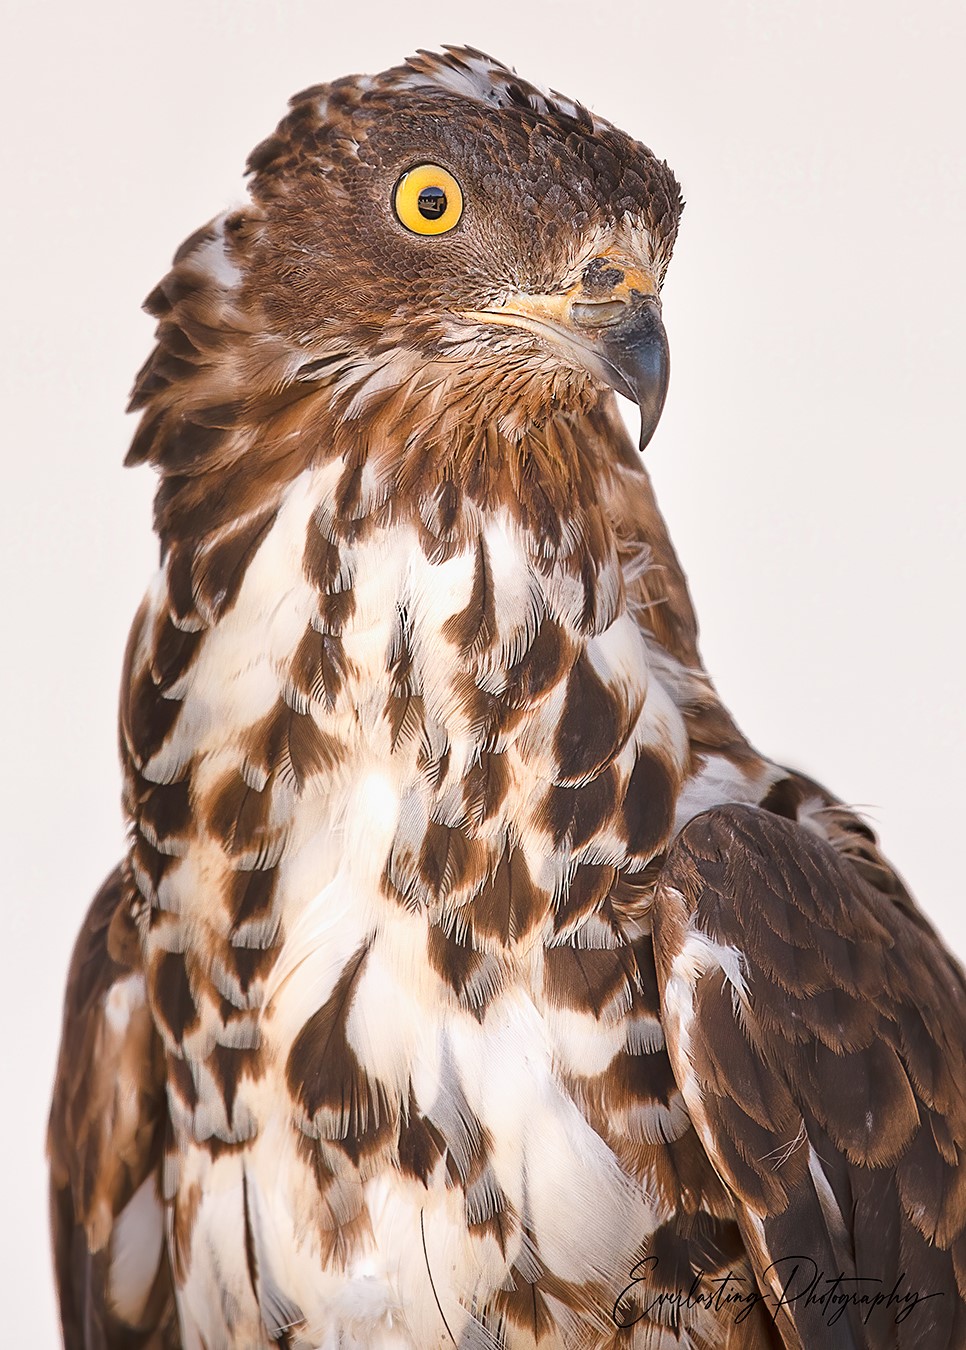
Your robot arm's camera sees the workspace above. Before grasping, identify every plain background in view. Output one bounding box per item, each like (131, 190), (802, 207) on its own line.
(2, 0), (963, 1334)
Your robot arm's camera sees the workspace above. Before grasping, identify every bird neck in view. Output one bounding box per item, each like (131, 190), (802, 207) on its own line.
(142, 363), (703, 678)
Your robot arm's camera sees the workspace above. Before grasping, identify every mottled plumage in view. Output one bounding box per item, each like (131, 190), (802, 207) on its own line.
(48, 46), (966, 1349)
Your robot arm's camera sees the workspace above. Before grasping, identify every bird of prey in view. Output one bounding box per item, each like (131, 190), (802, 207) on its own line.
(48, 45), (966, 1350)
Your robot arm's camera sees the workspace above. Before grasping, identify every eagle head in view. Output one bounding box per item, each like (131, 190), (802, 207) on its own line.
(129, 47), (684, 550)
(244, 47), (682, 443)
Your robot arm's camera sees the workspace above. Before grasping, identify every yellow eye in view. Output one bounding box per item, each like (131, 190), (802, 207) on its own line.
(393, 164), (464, 236)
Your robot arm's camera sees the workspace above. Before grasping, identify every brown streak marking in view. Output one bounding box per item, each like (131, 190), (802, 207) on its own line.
(418, 744), (451, 794)
(173, 1181), (202, 1285)
(543, 768), (618, 850)
(131, 834), (177, 901)
(225, 867), (278, 933)
(208, 770), (277, 859)
(388, 614), (416, 690)
(286, 947), (366, 1108)
(398, 1087), (447, 1184)
(468, 1207), (511, 1259)
(418, 822), (489, 902)
(443, 535), (497, 657)
(516, 470), (565, 557)
(150, 950), (199, 1045)
(303, 519), (345, 591)
(140, 778), (193, 845)
(578, 550), (602, 632)
(553, 864), (617, 934)
(427, 925), (505, 1016)
(242, 1171), (259, 1301)
(451, 674), (525, 745)
(613, 1045), (681, 1109)
(385, 614), (425, 749)
(192, 508), (279, 621)
(472, 848), (546, 947)
(334, 458), (369, 519)
(759, 776), (805, 821)
(315, 588), (356, 634)
(154, 426), (310, 553)
(622, 748), (676, 858)
(245, 698), (345, 791)
(168, 1053), (199, 1112)
(125, 407), (165, 465)
(293, 1131), (374, 1271)
(643, 1214), (748, 1292)
(286, 946), (392, 1148)
(556, 649), (630, 780)
(483, 1260), (577, 1340)
(417, 479), (468, 563)
(386, 689), (426, 751)
(503, 619), (572, 710)
(208, 1042), (260, 1126)
(289, 627), (353, 711)
(542, 944), (638, 1017)
(151, 611), (204, 691)
(333, 1112), (397, 1166)
(230, 943), (277, 995)
(612, 1128), (731, 1218)
(166, 545), (200, 627)
(626, 932), (663, 1017)
(187, 397), (245, 427)
(198, 1135), (250, 1161)
(125, 665), (183, 766)
(461, 751), (511, 826)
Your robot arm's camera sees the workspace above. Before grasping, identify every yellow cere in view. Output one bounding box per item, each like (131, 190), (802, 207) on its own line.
(393, 163), (464, 236)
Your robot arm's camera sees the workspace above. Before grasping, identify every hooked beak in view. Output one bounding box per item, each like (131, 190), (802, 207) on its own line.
(464, 256), (670, 451)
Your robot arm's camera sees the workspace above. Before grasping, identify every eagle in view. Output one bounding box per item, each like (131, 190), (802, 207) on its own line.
(48, 45), (966, 1350)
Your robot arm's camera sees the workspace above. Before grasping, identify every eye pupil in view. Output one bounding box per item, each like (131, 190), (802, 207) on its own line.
(417, 187), (447, 220)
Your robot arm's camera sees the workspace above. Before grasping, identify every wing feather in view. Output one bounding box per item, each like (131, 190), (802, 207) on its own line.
(47, 866), (180, 1349)
(653, 805), (966, 1349)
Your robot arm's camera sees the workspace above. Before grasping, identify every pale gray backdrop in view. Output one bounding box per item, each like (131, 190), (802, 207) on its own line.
(2, 0), (963, 1335)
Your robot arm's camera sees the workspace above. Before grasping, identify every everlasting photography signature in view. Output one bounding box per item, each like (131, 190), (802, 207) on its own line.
(612, 1256), (943, 1330)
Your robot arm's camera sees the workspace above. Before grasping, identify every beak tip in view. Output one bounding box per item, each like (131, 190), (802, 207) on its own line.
(598, 301), (670, 453)
(637, 409), (664, 454)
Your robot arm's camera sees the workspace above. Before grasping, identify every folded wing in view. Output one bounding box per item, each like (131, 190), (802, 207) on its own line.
(653, 805), (966, 1350)
(48, 866), (179, 1349)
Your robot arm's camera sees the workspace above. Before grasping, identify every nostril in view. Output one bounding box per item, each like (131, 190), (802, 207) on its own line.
(582, 258), (625, 291)
(570, 298), (629, 328)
